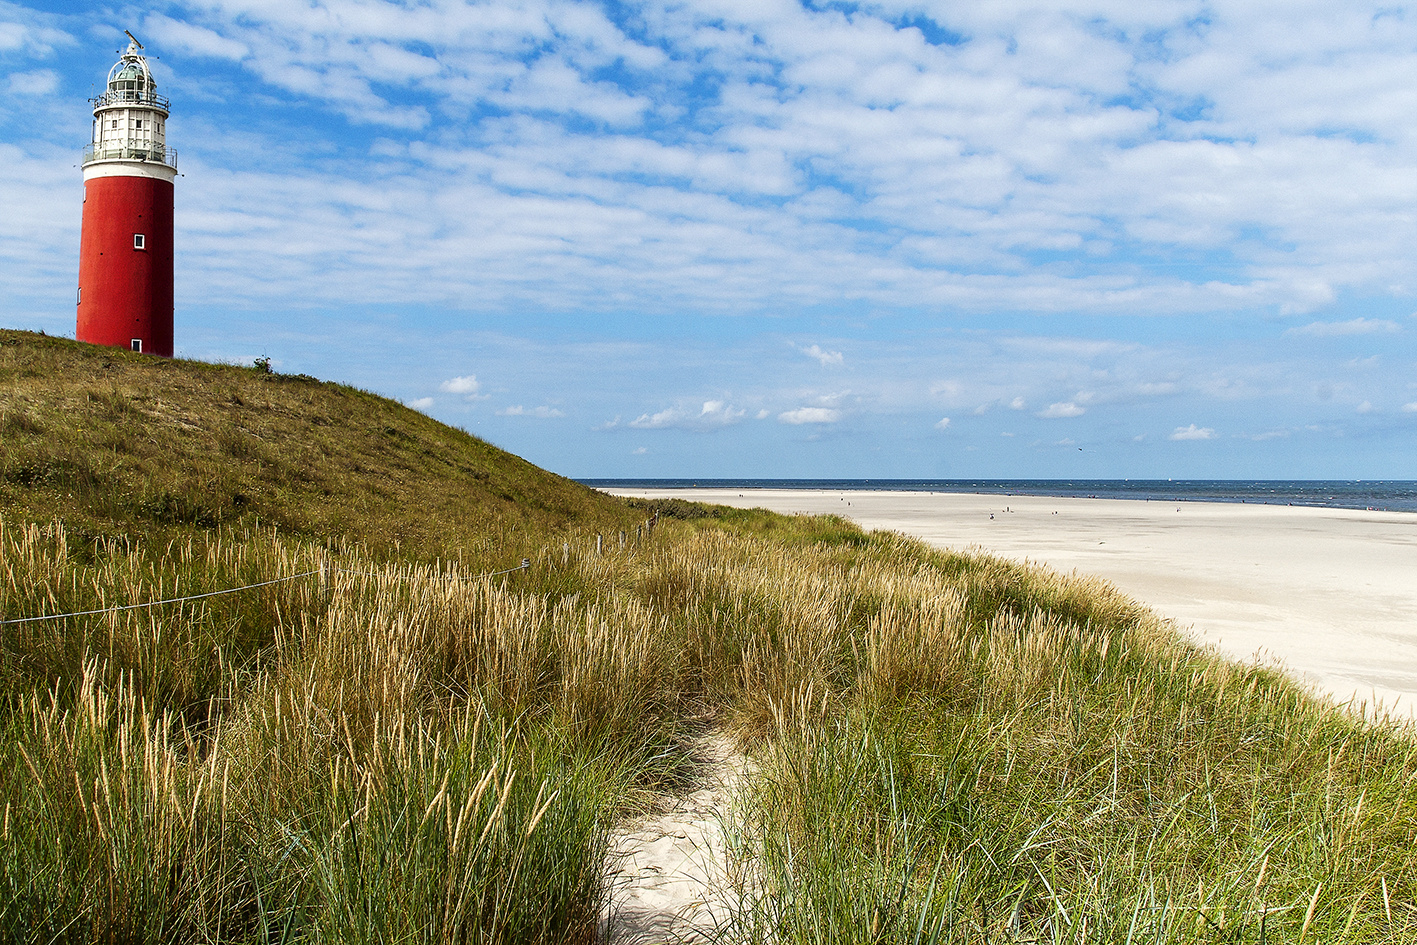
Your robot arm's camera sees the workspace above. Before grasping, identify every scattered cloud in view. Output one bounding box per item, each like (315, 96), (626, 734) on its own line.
(755, 409), (770, 420)
(407, 397), (434, 411)
(499, 405), (565, 418)
(934, 417), (951, 430)
(801, 344), (843, 366)
(439, 375), (482, 396)
(1356, 401), (1374, 414)
(628, 399), (745, 430)
(1403, 403), (1417, 413)
(629, 408), (681, 429)
(1288, 319), (1402, 337)
(699, 400), (746, 425)
(1009, 397), (1026, 411)
(778, 407), (840, 425)
(632, 446), (648, 455)
(1244, 429), (1290, 441)
(1038, 402), (1085, 418)
(1170, 424), (1216, 441)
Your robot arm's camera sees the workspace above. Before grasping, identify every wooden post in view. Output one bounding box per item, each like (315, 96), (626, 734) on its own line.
(562, 542), (569, 566)
(596, 534), (602, 556)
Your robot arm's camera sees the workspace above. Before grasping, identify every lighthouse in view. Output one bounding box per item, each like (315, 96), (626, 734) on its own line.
(77, 32), (176, 357)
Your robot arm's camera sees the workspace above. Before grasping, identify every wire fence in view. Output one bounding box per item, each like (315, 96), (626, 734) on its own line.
(0, 560), (532, 628)
(2, 514), (659, 629)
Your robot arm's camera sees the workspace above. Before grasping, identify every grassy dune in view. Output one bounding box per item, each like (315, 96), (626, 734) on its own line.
(2, 332), (1416, 943)
(0, 330), (633, 560)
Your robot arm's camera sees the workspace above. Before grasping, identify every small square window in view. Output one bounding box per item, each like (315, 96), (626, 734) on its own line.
(133, 233), (146, 250)
(111, 120), (118, 129)
(135, 120), (143, 130)
(130, 339), (142, 353)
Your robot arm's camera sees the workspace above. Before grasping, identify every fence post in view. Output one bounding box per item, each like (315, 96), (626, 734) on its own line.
(562, 542), (569, 566)
(596, 534), (602, 556)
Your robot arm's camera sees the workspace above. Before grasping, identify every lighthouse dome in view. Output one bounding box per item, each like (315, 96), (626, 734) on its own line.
(96, 39), (168, 110)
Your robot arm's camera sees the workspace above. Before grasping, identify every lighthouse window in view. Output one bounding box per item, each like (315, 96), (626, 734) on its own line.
(133, 233), (146, 250)
(131, 339), (142, 353)
(111, 120), (118, 129)
(135, 120), (143, 130)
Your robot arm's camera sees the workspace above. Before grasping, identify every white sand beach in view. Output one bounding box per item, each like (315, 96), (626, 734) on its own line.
(609, 488), (1417, 715)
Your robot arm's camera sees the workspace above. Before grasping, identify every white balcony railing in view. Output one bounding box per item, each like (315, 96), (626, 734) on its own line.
(83, 143), (177, 169)
(91, 88), (171, 112)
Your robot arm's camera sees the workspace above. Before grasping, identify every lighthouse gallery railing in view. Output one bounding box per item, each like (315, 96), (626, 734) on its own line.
(83, 143), (178, 169)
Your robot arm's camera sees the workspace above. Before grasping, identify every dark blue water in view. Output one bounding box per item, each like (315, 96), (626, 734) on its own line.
(579, 480), (1417, 513)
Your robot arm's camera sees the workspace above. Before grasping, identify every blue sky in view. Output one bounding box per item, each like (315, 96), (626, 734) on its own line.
(3, 0), (1417, 478)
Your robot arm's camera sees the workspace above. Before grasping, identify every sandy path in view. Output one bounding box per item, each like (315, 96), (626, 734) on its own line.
(608, 488), (1417, 715)
(603, 735), (746, 944)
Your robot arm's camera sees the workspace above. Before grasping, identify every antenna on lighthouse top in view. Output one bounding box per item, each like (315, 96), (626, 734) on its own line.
(124, 30), (144, 50)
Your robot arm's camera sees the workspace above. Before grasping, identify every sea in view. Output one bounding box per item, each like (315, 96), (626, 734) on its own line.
(579, 480), (1417, 513)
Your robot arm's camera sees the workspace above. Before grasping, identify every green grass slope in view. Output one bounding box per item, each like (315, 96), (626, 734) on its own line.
(4, 329), (1417, 944)
(0, 330), (632, 560)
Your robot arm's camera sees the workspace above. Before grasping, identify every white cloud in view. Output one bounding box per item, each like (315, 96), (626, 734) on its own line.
(755, 409), (770, 420)
(499, 405), (565, 418)
(628, 399), (744, 430)
(1356, 400), (1374, 414)
(407, 396), (434, 411)
(778, 407), (840, 425)
(1288, 318), (1402, 337)
(934, 416), (951, 430)
(632, 446), (648, 455)
(7, 69), (57, 95)
(27, 0), (1417, 323)
(1403, 403), (1417, 413)
(145, 15), (249, 61)
(629, 408), (681, 429)
(1170, 424), (1216, 441)
(1038, 402), (1085, 418)
(699, 400), (746, 424)
(439, 375), (481, 395)
(801, 344), (843, 366)
(1009, 397), (1026, 410)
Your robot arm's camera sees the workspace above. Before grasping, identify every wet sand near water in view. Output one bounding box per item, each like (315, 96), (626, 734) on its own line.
(608, 488), (1417, 715)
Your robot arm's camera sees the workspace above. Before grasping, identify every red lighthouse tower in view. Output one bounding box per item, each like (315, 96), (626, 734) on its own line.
(77, 32), (176, 357)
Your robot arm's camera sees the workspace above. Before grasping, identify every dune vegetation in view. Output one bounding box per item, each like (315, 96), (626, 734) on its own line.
(2, 331), (1416, 944)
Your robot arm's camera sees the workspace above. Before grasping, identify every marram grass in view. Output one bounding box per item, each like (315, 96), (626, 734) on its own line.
(1, 510), (1416, 943)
